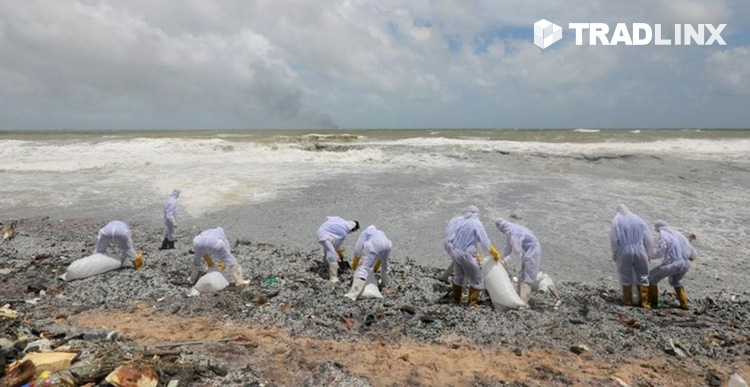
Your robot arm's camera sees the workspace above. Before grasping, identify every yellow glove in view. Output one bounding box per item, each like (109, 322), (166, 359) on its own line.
(171, 218), (177, 227)
(476, 254), (483, 265)
(203, 254), (215, 268)
(489, 245), (500, 262)
(351, 255), (360, 270)
(374, 260), (381, 273)
(133, 252), (144, 270)
(336, 249), (345, 261)
(218, 261), (226, 271)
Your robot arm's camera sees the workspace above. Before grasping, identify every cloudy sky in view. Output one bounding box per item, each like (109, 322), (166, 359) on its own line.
(0, 0), (749, 129)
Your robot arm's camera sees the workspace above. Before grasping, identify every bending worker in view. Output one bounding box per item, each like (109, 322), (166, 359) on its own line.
(189, 227), (249, 287)
(316, 216), (360, 283)
(160, 189), (180, 250)
(609, 204), (655, 309)
(95, 220), (143, 269)
(345, 225), (392, 300)
(648, 220), (697, 309)
(495, 217), (544, 303)
(438, 206), (479, 283)
(446, 206), (500, 307)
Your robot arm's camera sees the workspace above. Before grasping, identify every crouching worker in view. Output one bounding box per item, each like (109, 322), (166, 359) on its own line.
(188, 227), (249, 287)
(345, 225), (392, 300)
(95, 220), (143, 269)
(648, 220), (697, 309)
(447, 208), (500, 307)
(316, 216), (360, 283)
(495, 218), (560, 303)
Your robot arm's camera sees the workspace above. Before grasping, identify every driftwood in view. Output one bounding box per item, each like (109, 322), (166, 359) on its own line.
(145, 337), (236, 349)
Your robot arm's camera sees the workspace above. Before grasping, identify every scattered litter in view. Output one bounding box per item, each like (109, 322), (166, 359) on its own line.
(145, 337), (236, 349)
(264, 278), (279, 285)
(24, 338), (52, 353)
(18, 351), (78, 373)
(399, 305), (416, 315)
(5, 359), (35, 387)
(105, 364), (159, 387)
(611, 376), (630, 386)
(617, 314), (641, 329)
(0, 303), (18, 319)
(570, 344), (590, 355)
(340, 315), (352, 330)
(664, 338), (688, 358)
(729, 373), (748, 387)
(167, 380), (180, 387)
(34, 253), (52, 260)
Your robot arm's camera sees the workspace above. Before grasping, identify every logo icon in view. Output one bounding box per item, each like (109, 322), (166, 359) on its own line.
(534, 19), (562, 49)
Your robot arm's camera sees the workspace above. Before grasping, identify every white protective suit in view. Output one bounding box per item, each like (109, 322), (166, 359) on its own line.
(353, 225), (392, 282)
(95, 220), (137, 261)
(447, 211), (492, 289)
(649, 220), (697, 287)
(315, 216), (358, 263)
(495, 218), (542, 285)
(440, 206), (480, 282)
(163, 189), (180, 242)
(192, 227), (237, 267)
(609, 204), (655, 286)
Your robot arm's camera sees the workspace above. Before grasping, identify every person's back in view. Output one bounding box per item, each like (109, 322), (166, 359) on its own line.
(659, 228), (693, 264)
(317, 216), (351, 242)
(612, 212), (648, 256)
(452, 218), (483, 252)
(609, 204), (654, 309)
(99, 220), (129, 237)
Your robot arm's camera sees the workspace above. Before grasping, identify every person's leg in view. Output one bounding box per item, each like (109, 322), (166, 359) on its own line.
(669, 264), (690, 309)
(94, 235), (111, 255)
(520, 255), (540, 303)
(452, 253), (466, 304)
(464, 254), (483, 307)
(319, 240), (339, 282)
(632, 253), (651, 309)
(616, 254), (633, 306)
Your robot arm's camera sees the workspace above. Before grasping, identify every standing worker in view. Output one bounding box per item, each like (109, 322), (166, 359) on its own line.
(160, 189), (180, 250)
(438, 206), (479, 283)
(188, 227), (249, 287)
(345, 225), (392, 300)
(495, 217), (544, 303)
(446, 207), (500, 307)
(316, 216), (360, 283)
(648, 220), (697, 309)
(609, 204), (655, 309)
(95, 220), (143, 269)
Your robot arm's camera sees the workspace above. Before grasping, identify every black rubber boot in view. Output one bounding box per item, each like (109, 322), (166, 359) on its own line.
(167, 240), (176, 250)
(159, 238), (169, 250)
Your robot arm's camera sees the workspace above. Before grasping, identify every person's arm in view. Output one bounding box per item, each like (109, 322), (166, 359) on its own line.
(688, 244), (698, 261)
(506, 232), (524, 263)
(475, 223), (491, 255)
(643, 225), (656, 259)
(655, 238), (667, 260)
(353, 231), (367, 258)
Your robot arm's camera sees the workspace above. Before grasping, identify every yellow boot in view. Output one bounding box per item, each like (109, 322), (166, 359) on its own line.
(468, 287), (481, 307)
(648, 285), (660, 307)
(674, 287), (689, 309)
(452, 284), (463, 304)
(622, 285), (633, 306)
(638, 286), (651, 309)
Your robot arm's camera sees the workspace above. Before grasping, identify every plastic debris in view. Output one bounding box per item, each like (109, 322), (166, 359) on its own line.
(17, 352), (78, 374)
(4, 359), (35, 387)
(729, 373), (748, 387)
(570, 344), (590, 355)
(0, 304), (18, 319)
(105, 365), (159, 387)
(264, 278), (279, 285)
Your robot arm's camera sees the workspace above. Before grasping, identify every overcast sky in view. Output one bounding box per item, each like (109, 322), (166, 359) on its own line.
(1, 0), (749, 130)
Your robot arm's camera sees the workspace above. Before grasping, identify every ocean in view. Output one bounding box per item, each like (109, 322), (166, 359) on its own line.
(1, 129), (748, 294)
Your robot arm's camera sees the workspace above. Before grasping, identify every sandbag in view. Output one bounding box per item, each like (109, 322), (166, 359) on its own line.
(359, 271), (383, 299)
(62, 253), (122, 281)
(482, 259), (526, 310)
(188, 270), (229, 297)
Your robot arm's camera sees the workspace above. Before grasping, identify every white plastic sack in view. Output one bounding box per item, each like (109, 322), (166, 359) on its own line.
(482, 259), (526, 310)
(188, 271), (229, 297)
(359, 271), (383, 299)
(62, 253), (122, 281)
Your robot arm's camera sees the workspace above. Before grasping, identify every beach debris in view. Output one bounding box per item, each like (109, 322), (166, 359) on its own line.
(18, 351), (77, 374)
(34, 253), (52, 260)
(4, 359), (35, 387)
(264, 278), (279, 285)
(251, 293), (268, 305)
(611, 376), (630, 386)
(145, 337), (236, 349)
(399, 305), (416, 315)
(664, 338), (688, 358)
(570, 344), (590, 355)
(513, 347), (522, 357)
(1, 220), (17, 242)
(0, 304), (18, 319)
(166, 380), (179, 387)
(23, 339), (52, 353)
(339, 315), (352, 331)
(105, 364), (158, 387)
(729, 373), (748, 387)
(617, 314), (641, 329)
(707, 371), (723, 386)
(419, 314), (437, 324)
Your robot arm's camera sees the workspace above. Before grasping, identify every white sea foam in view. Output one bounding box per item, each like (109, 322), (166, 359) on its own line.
(573, 128), (601, 133)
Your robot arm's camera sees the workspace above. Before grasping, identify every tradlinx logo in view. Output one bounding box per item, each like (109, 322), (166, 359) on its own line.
(534, 20), (727, 49)
(534, 19), (562, 49)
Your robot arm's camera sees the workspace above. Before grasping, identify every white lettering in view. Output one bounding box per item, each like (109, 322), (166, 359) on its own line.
(569, 23), (589, 45)
(705, 24), (727, 45)
(610, 23), (633, 45)
(632, 23), (652, 45)
(590, 23), (610, 45)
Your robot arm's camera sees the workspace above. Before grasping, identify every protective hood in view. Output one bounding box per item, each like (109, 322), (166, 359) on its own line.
(345, 220), (360, 233)
(654, 220), (669, 231)
(464, 205), (480, 219)
(495, 218), (511, 233)
(616, 204), (630, 216)
(171, 189), (181, 199)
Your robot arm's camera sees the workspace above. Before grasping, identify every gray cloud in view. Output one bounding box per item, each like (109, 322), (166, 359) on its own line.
(0, 0), (748, 129)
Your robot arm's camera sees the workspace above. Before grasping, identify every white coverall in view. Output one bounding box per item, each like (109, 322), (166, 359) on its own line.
(95, 220), (136, 261)
(448, 215), (492, 289)
(609, 204), (655, 286)
(163, 189), (180, 242)
(496, 218), (542, 285)
(192, 227), (237, 267)
(353, 225), (392, 281)
(316, 216), (357, 263)
(649, 220), (697, 287)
